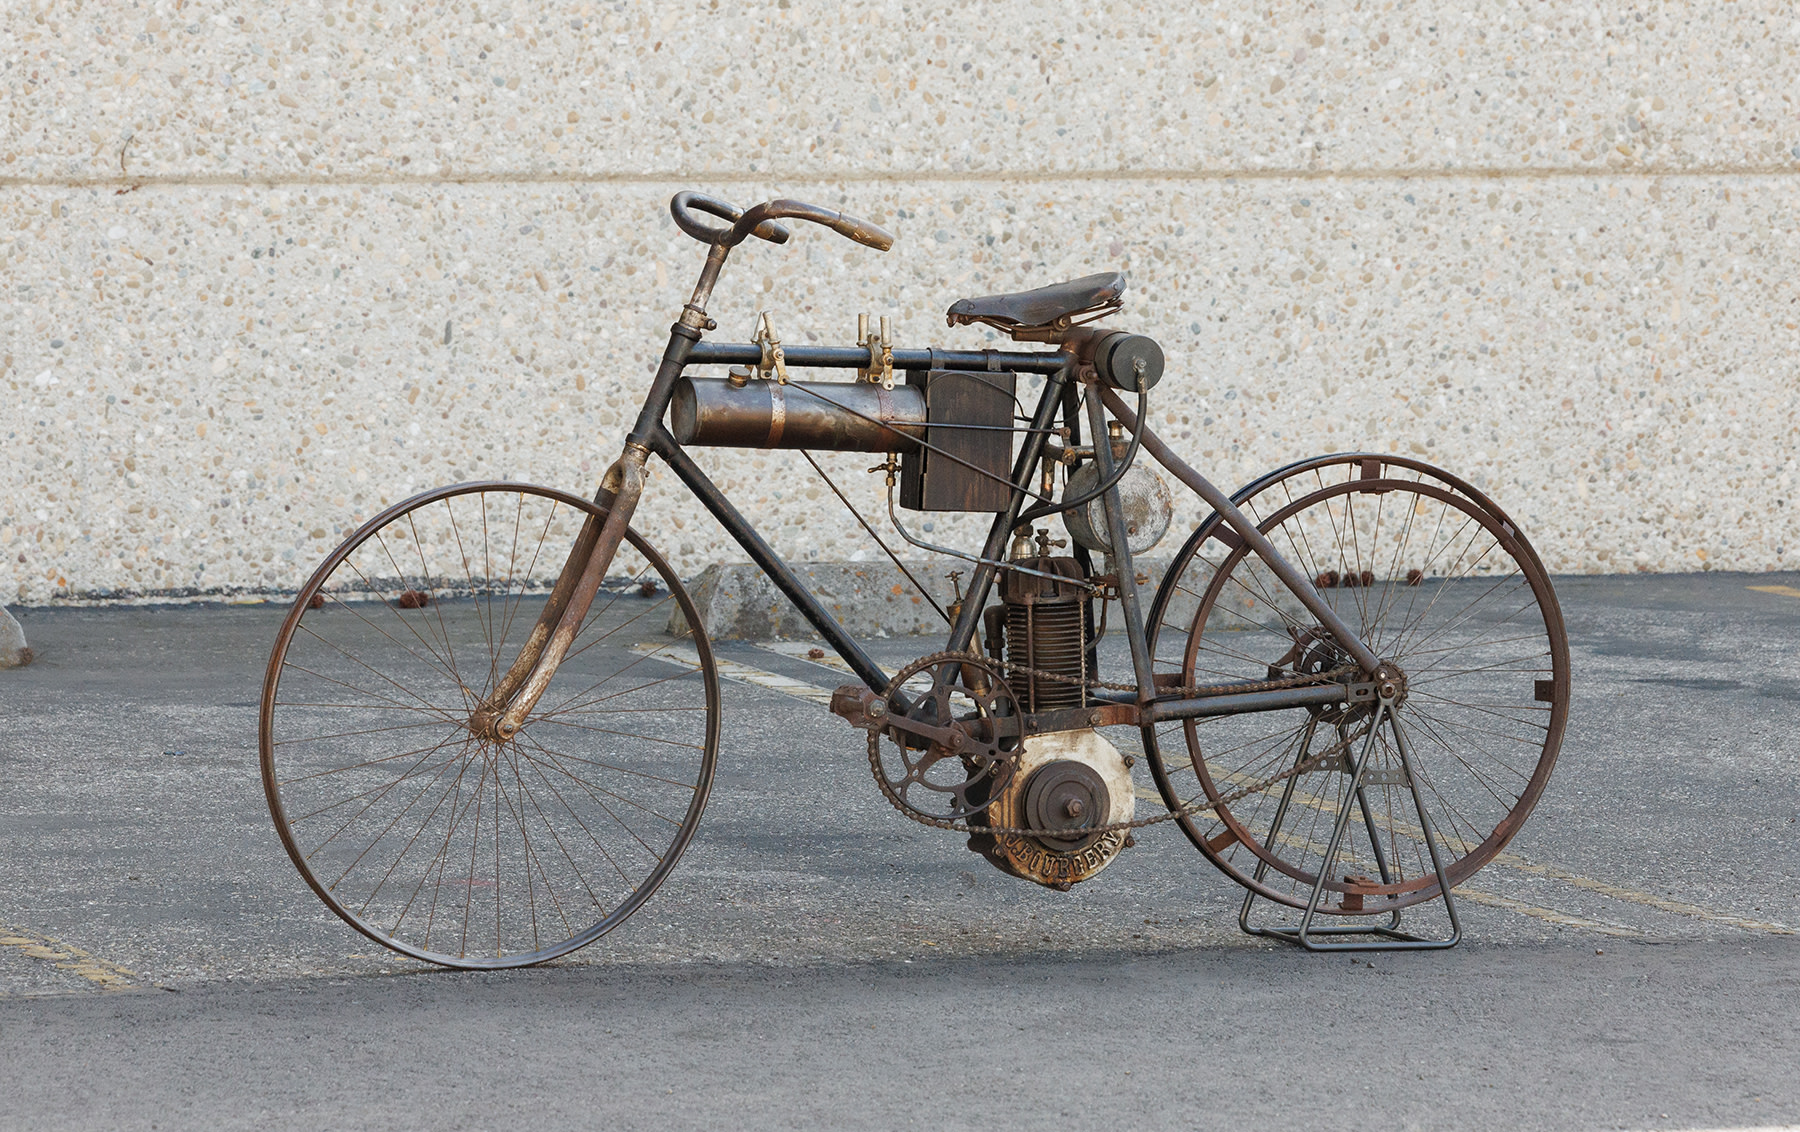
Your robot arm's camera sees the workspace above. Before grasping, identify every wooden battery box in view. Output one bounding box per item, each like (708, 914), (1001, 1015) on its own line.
(899, 369), (1018, 512)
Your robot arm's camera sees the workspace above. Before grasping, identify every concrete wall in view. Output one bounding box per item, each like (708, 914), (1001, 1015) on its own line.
(4, 1), (1799, 604)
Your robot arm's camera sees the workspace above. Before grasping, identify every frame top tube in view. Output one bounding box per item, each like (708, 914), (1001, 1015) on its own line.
(686, 340), (1070, 375)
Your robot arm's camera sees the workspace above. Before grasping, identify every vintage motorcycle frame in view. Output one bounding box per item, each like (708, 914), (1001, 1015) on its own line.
(487, 197), (1386, 740)
(261, 191), (1570, 967)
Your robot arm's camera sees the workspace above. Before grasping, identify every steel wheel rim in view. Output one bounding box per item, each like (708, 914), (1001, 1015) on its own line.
(1146, 466), (1569, 912)
(260, 481), (720, 968)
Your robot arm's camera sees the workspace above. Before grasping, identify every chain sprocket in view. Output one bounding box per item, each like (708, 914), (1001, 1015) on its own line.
(865, 650), (1373, 841)
(867, 652), (1024, 824)
(867, 687), (1360, 838)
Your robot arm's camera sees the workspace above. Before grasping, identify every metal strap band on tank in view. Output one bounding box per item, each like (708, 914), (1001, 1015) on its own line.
(766, 381), (787, 446)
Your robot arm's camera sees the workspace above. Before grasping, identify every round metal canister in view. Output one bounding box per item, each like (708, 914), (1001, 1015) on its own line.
(1061, 460), (1173, 555)
(1091, 332), (1165, 392)
(669, 376), (926, 452)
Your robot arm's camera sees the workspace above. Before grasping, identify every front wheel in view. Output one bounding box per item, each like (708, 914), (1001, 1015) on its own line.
(260, 482), (720, 968)
(1143, 455), (1570, 913)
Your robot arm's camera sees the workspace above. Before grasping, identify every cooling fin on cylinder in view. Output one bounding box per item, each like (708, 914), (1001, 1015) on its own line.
(992, 553), (1090, 713)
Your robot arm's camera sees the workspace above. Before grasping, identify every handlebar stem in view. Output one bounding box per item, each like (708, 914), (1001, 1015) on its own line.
(681, 243), (730, 332)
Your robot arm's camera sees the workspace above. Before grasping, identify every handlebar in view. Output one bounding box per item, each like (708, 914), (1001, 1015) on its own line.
(669, 192), (895, 253)
(669, 192), (791, 247)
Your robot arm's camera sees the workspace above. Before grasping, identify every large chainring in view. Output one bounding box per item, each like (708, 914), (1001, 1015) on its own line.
(868, 652), (1023, 824)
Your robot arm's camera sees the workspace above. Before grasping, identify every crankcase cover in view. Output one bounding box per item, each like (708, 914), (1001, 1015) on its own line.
(983, 728), (1135, 888)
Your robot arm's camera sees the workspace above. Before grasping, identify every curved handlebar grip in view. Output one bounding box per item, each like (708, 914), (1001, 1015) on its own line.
(826, 210), (897, 252)
(729, 199), (896, 252)
(669, 192), (791, 247)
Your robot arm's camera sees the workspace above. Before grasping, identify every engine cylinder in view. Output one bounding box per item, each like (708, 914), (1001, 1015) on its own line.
(1005, 599), (1088, 711)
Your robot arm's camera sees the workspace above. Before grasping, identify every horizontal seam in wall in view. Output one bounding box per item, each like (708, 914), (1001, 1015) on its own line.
(2, 165), (1800, 190)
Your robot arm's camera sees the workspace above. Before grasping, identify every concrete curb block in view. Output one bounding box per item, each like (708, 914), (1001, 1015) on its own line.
(669, 562), (958, 641)
(0, 606), (32, 669)
(669, 559), (1205, 641)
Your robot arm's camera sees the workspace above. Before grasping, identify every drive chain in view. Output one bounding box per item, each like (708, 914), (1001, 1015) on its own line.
(993, 654), (1357, 699)
(866, 654), (1367, 839)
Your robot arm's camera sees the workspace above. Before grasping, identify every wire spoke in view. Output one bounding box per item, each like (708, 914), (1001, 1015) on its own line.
(264, 484), (717, 965)
(1143, 462), (1565, 915)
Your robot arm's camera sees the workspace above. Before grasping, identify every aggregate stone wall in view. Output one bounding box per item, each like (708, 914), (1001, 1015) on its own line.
(4, 1), (1799, 605)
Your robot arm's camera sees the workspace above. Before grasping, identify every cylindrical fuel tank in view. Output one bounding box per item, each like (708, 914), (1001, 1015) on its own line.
(670, 376), (927, 452)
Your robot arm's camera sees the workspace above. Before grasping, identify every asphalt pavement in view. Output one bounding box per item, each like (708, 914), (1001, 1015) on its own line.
(1, 573), (1797, 1131)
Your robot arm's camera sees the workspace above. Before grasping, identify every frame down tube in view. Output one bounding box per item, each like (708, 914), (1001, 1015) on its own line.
(646, 424), (894, 695)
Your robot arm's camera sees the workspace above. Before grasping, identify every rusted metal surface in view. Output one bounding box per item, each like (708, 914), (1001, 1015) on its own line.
(472, 443), (650, 742)
(260, 480), (722, 970)
(671, 376), (925, 452)
(863, 652), (1022, 823)
(268, 190), (1573, 966)
(828, 682), (886, 731)
(673, 195), (894, 253)
(976, 728), (1135, 889)
(669, 191), (792, 247)
(1139, 454), (1571, 935)
(1098, 384), (1384, 676)
(469, 505), (605, 732)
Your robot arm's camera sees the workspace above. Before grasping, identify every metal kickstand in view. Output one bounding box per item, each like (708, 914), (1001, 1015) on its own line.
(1237, 701), (1463, 951)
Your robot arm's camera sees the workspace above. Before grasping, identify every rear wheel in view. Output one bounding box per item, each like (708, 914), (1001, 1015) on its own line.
(260, 482), (719, 968)
(1143, 455), (1569, 912)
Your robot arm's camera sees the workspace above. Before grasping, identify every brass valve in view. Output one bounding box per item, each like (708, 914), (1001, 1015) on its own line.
(856, 313), (895, 390)
(868, 452), (899, 488)
(751, 311), (789, 384)
(946, 569), (966, 623)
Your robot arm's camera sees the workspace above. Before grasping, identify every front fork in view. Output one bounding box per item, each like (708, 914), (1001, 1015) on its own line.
(468, 441), (650, 740)
(469, 238), (725, 740)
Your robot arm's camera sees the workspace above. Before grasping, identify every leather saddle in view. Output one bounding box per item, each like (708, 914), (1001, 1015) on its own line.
(945, 271), (1125, 337)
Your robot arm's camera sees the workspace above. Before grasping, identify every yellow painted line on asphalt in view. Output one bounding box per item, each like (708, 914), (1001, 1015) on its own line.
(0, 923), (139, 992)
(633, 642), (837, 706)
(1193, 797), (1648, 939)
(1484, 854), (1795, 935)
(680, 649), (1650, 938)
(1453, 890), (1643, 938)
(758, 640), (860, 675)
(1747, 584), (1800, 599)
(1166, 755), (1796, 936)
(664, 647), (1790, 939)
(1135, 780), (1644, 937)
